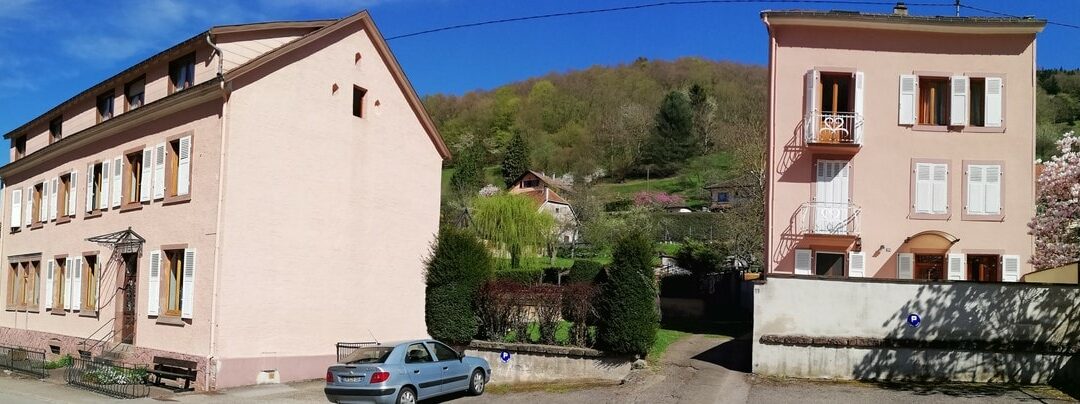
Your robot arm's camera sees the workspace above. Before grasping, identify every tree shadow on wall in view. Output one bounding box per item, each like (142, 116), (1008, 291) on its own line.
(849, 281), (1080, 399)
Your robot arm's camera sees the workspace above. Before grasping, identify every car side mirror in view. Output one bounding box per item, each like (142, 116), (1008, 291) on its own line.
(458, 351), (465, 360)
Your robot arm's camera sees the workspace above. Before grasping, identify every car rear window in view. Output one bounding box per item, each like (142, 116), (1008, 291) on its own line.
(343, 347), (394, 364)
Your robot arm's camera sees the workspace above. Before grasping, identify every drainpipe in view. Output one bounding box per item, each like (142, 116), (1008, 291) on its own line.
(205, 31), (228, 391)
(206, 33), (224, 78)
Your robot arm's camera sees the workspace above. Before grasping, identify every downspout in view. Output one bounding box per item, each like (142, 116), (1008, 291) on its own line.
(205, 31), (230, 391)
(206, 33), (224, 78)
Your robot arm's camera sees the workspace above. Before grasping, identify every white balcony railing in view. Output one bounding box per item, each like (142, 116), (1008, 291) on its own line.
(804, 112), (863, 145)
(796, 202), (861, 236)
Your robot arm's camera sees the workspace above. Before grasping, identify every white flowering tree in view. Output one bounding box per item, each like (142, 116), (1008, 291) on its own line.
(1028, 131), (1080, 269)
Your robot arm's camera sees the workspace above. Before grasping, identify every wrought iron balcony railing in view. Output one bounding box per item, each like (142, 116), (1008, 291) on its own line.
(804, 112), (863, 145)
(796, 202), (861, 236)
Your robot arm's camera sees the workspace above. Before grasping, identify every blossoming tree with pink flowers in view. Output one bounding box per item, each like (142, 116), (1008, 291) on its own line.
(1028, 131), (1080, 270)
(633, 191), (685, 210)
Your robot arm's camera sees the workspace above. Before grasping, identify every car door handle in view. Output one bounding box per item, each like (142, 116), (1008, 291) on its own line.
(413, 370), (420, 374)
(442, 367), (448, 370)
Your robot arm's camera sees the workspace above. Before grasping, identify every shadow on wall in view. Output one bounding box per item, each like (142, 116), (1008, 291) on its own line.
(849, 281), (1080, 396)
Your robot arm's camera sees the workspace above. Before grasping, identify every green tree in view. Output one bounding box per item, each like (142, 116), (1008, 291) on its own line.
(471, 193), (556, 269)
(596, 229), (659, 355)
(639, 91), (695, 177)
(425, 227), (495, 344)
(449, 143), (485, 197)
(501, 132), (530, 188)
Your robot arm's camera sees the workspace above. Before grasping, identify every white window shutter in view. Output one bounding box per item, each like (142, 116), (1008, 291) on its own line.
(10, 188), (21, 228)
(49, 177), (58, 221)
(950, 76), (968, 126)
(897, 253), (914, 279)
(898, 74), (917, 125)
(140, 149), (153, 202)
(68, 171), (78, 217)
(947, 253), (965, 280)
(985, 165), (1002, 214)
(112, 157), (122, 208)
(71, 257), (82, 311)
(100, 161), (110, 211)
(853, 72), (865, 141)
(148, 250), (161, 316)
(1002, 255), (1020, 282)
(38, 181), (47, 223)
(985, 77), (1003, 127)
(794, 249), (812, 275)
(848, 252), (866, 277)
(181, 248), (196, 319)
(967, 165), (986, 214)
(85, 163), (94, 213)
(914, 164), (932, 213)
(804, 70), (819, 142)
(64, 258), (73, 310)
(932, 164), (948, 213)
(153, 143), (166, 200)
(45, 260), (54, 310)
(177, 136), (192, 196)
(24, 187), (31, 227)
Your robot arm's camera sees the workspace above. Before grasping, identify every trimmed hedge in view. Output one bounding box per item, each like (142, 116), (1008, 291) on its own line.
(494, 268), (543, 284)
(567, 260), (604, 284)
(425, 227), (494, 344)
(596, 229), (659, 355)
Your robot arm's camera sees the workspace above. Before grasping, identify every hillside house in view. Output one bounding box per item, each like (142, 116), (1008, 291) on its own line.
(509, 171), (578, 243)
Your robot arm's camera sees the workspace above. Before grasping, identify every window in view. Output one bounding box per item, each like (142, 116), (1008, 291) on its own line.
(87, 162), (104, 212)
(97, 92), (114, 123)
(522, 179), (540, 188)
(51, 258), (66, 310)
(969, 78), (985, 127)
(125, 77), (145, 111)
(913, 254), (946, 280)
(968, 77), (1004, 128)
(166, 136), (192, 199)
(82, 255), (98, 312)
(32, 182), (43, 225)
(964, 163), (1003, 218)
(6, 261), (39, 311)
(124, 151), (143, 205)
(404, 343), (433, 363)
(150, 248), (195, 319)
(163, 249), (185, 317)
(49, 117), (62, 144)
(427, 342), (460, 361)
(14, 135), (26, 160)
(819, 73), (854, 115)
(918, 77), (950, 126)
(815, 252), (845, 276)
(716, 191), (730, 203)
(967, 255), (1000, 282)
(912, 161), (948, 217)
(352, 86), (367, 118)
(57, 173), (70, 219)
(169, 53), (196, 93)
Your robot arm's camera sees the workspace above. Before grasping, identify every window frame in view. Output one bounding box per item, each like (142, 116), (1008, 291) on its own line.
(909, 158), (951, 220)
(961, 72), (1007, 133)
(121, 147), (144, 210)
(96, 91), (115, 124)
(125, 76), (146, 112)
(163, 132), (193, 204)
(57, 173), (71, 224)
(80, 253), (99, 316)
(5, 260), (39, 312)
(31, 182), (44, 228)
(915, 75), (951, 127)
(161, 248), (186, 319)
(85, 161), (105, 217)
(352, 86), (367, 118)
(961, 160), (1005, 222)
(51, 255), (67, 312)
(169, 52), (196, 94)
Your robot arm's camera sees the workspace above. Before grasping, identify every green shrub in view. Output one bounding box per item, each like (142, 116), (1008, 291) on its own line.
(542, 267), (563, 284)
(567, 260), (604, 284)
(425, 227), (494, 344)
(596, 229), (659, 355)
(44, 354), (72, 369)
(493, 268), (543, 284)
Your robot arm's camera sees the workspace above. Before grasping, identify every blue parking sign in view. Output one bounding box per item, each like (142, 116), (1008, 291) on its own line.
(907, 313), (921, 328)
(500, 351), (511, 363)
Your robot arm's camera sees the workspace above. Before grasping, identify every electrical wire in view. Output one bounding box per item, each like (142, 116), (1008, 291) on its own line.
(959, 4), (1080, 30)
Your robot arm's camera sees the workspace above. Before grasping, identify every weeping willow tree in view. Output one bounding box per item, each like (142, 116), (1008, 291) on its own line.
(471, 193), (556, 269)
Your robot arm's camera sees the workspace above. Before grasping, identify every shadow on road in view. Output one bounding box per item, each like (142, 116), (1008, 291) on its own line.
(691, 336), (751, 373)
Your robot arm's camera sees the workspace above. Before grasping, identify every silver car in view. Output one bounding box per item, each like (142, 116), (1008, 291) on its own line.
(325, 339), (491, 404)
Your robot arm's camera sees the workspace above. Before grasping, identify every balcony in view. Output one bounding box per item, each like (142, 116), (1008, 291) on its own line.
(796, 202), (861, 237)
(804, 112), (863, 152)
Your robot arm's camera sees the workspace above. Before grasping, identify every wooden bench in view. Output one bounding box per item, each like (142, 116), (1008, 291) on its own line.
(147, 357), (197, 392)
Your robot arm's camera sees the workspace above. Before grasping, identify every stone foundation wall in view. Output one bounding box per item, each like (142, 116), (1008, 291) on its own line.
(465, 340), (633, 384)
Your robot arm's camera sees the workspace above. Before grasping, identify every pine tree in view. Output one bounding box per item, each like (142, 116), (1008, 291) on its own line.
(639, 91), (695, 177)
(501, 132), (530, 188)
(450, 144), (485, 196)
(596, 229), (659, 355)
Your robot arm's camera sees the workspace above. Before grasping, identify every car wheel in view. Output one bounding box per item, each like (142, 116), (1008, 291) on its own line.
(397, 386), (417, 404)
(469, 369), (486, 396)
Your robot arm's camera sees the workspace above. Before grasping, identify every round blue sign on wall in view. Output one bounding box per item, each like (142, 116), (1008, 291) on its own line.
(907, 313), (921, 328)
(500, 351), (511, 363)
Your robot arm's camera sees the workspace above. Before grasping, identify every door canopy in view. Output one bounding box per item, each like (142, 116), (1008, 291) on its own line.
(903, 230), (959, 251)
(86, 227), (146, 254)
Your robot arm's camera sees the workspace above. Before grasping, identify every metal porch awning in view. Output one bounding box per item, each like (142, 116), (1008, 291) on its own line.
(86, 227), (146, 254)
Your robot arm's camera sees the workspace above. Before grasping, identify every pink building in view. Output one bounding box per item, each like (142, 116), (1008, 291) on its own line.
(762, 7), (1044, 281)
(0, 11), (448, 390)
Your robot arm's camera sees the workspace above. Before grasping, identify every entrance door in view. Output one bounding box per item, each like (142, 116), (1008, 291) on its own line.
(120, 253), (138, 344)
(815, 161), (850, 234)
(815, 252), (845, 276)
(914, 254), (946, 280)
(967, 255), (1001, 282)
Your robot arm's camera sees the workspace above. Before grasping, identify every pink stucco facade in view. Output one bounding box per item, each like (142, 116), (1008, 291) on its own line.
(0, 11), (446, 390)
(762, 11), (1043, 281)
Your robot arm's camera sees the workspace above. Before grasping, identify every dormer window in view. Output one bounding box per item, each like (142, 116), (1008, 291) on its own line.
(97, 91), (114, 123)
(49, 117), (62, 144)
(125, 77), (145, 111)
(13, 135), (26, 160)
(169, 53), (196, 94)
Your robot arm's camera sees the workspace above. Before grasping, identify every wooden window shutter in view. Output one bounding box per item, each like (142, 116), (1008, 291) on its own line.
(984, 165), (1002, 214)
(794, 249), (812, 275)
(71, 257), (82, 311)
(181, 248), (195, 319)
(848, 252), (866, 277)
(853, 72), (865, 141)
(100, 161), (110, 211)
(49, 177), (58, 221)
(10, 188), (21, 228)
(950, 76), (968, 126)
(804, 70), (819, 141)
(931, 164), (948, 213)
(140, 149), (153, 202)
(177, 136), (192, 196)
(68, 171), (78, 217)
(148, 251), (161, 316)
(85, 163), (94, 213)
(44, 260), (54, 310)
(1002, 255), (1020, 282)
(984, 77), (1003, 127)
(898, 74), (918, 125)
(153, 143), (166, 200)
(947, 253), (965, 280)
(897, 253), (914, 279)
(112, 157), (122, 208)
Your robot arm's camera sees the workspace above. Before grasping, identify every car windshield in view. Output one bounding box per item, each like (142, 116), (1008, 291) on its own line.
(343, 347), (395, 364)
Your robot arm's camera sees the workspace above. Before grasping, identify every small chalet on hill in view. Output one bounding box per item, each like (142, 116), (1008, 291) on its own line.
(509, 171), (578, 243)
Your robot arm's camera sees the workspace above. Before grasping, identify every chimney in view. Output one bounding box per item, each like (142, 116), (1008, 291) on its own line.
(893, 1), (909, 16)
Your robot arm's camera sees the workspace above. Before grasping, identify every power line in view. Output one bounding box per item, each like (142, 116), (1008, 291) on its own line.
(959, 3), (1080, 30)
(385, 0), (955, 41)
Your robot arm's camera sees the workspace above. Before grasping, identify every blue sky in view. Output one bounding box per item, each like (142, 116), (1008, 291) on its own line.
(0, 0), (1077, 165)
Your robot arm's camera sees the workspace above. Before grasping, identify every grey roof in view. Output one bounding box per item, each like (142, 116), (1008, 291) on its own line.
(761, 9), (1046, 28)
